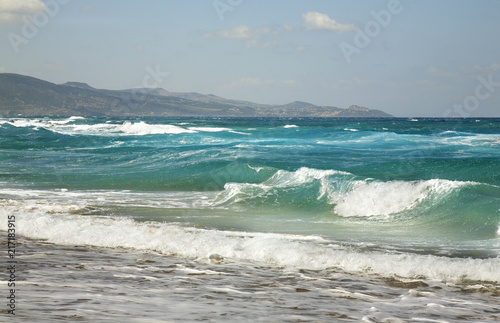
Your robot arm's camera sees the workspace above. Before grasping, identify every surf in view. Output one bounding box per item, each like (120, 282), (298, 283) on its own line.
(1, 195), (499, 284)
(1, 116), (499, 286)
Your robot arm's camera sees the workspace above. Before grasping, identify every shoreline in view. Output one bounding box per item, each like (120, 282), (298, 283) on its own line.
(2, 235), (499, 322)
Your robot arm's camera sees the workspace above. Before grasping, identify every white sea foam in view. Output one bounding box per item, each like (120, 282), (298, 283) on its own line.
(266, 167), (351, 186)
(47, 120), (196, 135)
(4, 118), (45, 129)
(331, 179), (470, 218)
(189, 126), (249, 135)
(188, 127), (232, 132)
(1, 197), (499, 283)
(73, 122), (246, 136)
(0, 188), (215, 211)
(1, 116), (86, 129)
(118, 121), (196, 135)
(284, 125), (299, 128)
(1, 118), (246, 136)
(215, 167), (471, 218)
(50, 116), (85, 125)
(436, 133), (500, 147)
(215, 167), (351, 205)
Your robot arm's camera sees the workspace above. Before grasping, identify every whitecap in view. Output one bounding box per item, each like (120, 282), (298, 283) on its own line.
(188, 127), (233, 132)
(331, 179), (472, 218)
(118, 121), (196, 135)
(214, 167), (352, 206)
(1, 197), (499, 283)
(4, 118), (202, 136)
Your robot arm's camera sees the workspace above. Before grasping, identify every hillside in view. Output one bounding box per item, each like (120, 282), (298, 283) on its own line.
(0, 73), (393, 118)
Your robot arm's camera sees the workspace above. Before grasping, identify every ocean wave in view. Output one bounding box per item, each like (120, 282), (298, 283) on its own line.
(214, 167), (474, 218)
(117, 121), (196, 135)
(331, 179), (472, 218)
(1, 198), (499, 283)
(0, 118), (245, 136)
(0, 116), (85, 128)
(435, 132), (500, 147)
(214, 167), (351, 206)
(188, 126), (232, 132)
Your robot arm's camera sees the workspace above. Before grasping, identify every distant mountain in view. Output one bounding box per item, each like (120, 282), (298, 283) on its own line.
(63, 82), (95, 90)
(277, 101), (317, 110)
(0, 73), (393, 118)
(338, 105), (392, 118)
(120, 87), (268, 109)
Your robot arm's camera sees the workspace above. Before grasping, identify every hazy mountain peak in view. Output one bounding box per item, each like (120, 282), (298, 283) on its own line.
(63, 82), (95, 90)
(0, 73), (393, 118)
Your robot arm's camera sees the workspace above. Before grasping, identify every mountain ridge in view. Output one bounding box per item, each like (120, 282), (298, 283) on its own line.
(0, 73), (393, 118)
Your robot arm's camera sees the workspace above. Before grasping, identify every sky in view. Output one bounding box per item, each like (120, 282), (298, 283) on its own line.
(1, 0), (500, 117)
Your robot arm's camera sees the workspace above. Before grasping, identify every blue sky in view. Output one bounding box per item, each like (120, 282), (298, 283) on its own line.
(1, 0), (499, 117)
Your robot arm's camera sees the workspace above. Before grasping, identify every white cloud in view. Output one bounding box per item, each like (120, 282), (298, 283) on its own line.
(282, 23), (294, 32)
(0, 0), (46, 24)
(472, 63), (500, 74)
(204, 24), (275, 40)
(204, 24), (280, 48)
(0, 66), (6, 72)
(302, 12), (354, 33)
(204, 22), (305, 49)
(214, 24), (252, 39)
(425, 65), (460, 79)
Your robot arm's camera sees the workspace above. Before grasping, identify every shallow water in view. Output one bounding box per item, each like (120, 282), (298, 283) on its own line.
(4, 237), (499, 322)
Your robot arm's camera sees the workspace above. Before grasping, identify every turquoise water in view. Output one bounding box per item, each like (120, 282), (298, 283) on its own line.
(1, 117), (500, 321)
(2, 117), (499, 237)
(2, 117), (500, 247)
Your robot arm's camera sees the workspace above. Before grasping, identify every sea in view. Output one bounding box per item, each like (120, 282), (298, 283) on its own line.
(0, 116), (499, 322)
